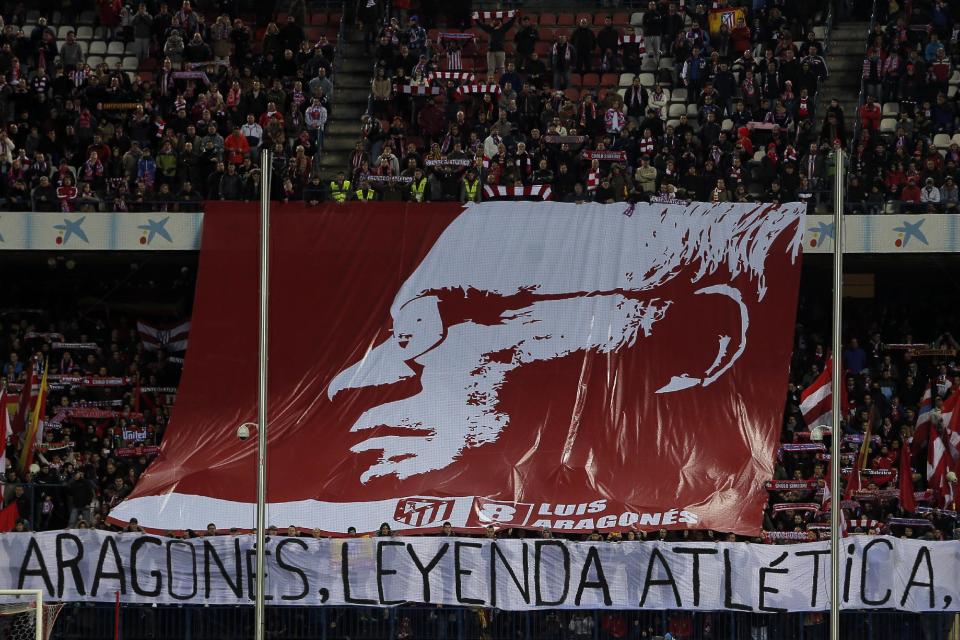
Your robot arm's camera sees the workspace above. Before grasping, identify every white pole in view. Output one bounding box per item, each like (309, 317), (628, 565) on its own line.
(829, 145), (844, 640)
(255, 149), (271, 640)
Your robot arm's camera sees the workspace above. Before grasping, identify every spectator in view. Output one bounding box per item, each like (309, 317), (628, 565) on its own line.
(476, 14), (515, 76)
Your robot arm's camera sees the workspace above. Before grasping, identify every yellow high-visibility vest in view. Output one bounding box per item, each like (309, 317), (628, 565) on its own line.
(410, 177), (427, 202)
(355, 188), (376, 201)
(463, 179), (480, 202)
(330, 179), (351, 203)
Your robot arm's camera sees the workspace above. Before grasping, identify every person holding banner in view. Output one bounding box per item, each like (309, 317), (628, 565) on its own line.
(476, 14), (515, 75)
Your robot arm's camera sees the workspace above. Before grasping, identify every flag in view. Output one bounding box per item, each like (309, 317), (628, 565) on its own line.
(821, 457), (848, 538)
(10, 358), (35, 436)
(0, 387), (11, 477)
(137, 320), (191, 353)
(17, 361), (48, 473)
(921, 392), (960, 507)
(0, 501), (18, 532)
(800, 357), (845, 428)
(912, 381), (936, 450)
(899, 438), (916, 513)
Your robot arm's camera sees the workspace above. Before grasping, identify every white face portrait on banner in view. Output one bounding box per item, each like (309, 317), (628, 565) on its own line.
(327, 202), (803, 483)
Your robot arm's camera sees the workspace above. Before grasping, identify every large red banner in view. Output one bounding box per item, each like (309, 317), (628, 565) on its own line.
(113, 201), (804, 536)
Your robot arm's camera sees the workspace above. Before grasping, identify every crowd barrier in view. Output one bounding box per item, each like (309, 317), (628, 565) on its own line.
(51, 603), (958, 640)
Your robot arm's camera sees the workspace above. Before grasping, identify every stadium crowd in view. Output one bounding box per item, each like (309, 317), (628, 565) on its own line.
(0, 0), (338, 210)
(850, 0), (960, 213)
(340, 0), (845, 210)
(1, 268), (958, 544)
(0, 0), (950, 211)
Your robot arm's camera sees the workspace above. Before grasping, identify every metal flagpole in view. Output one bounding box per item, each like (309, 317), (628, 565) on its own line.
(829, 146), (844, 640)
(255, 149), (272, 640)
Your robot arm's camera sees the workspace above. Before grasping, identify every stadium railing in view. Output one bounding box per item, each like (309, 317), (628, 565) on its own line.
(49, 603), (958, 640)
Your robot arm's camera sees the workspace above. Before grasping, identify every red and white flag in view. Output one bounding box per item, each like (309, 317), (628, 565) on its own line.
(926, 392), (960, 507)
(821, 458), (848, 538)
(0, 388), (11, 477)
(800, 357), (844, 428)
(137, 320), (191, 353)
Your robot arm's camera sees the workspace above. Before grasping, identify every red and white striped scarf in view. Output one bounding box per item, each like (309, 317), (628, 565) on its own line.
(472, 10), (516, 21)
(394, 84), (443, 95)
(483, 184), (552, 200)
(429, 71), (476, 83)
(455, 84), (501, 97)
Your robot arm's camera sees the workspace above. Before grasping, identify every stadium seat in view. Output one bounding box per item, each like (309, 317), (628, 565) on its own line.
(539, 27), (554, 41)
(79, 10), (95, 24)
(88, 41), (106, 56)
(950, 85), (958, 98)
(881, 103), (899, 117)
(557, 13), (575, 26)
(104, 56), (121, 68)
(564, 88), (579, 101)
(107, 41), (125, 55)
(122, 56), (138, 71)
(593, 14), (607, 26)
(57, 25), (74, 39)
(538, 14), (556, 26)
(616, 88), (626, 99)
(670, 87), (687, 102)
(668, 103), (686, 118)
(934, 133), (951, 149)
(600, 73), (618, 87)
(612, 12), (629, 26)
(952, 133), (960, 147)
(570, 73), (583, 87)
(25, 9), (40, 22)
(619, 73), (635, 87)
(630, 12), (644, 26)
(879, 118), (897, 134)
(638, 72), (655, 87)
(752, 150), (765, 163)
(583, 73), (600, 87)
(76, 26), (93, 39)
(686, 103), (699, 117)
(87, 55), (103, 67)
(812, 26), (826, 40)
(641, 58), (658, 72)
(950, 70), (960, 85)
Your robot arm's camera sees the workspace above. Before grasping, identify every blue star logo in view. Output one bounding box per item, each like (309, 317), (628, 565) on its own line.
(893, 219), (929, 247)
(54, 217), (89, 244)
(808, 221), (835, 246)
(137, 217), (173, 244)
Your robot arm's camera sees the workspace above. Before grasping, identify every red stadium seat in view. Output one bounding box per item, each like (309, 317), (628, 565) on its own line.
(570, 73), (583, 86)
(311, 13), (327, 25)
(575, 13), (592, 25)
(539, 27), (553, 41)
(600, 73), (618, 87)
(538, 14), (556, 26)
(534, 41), (551, 56)
(582, 73), (600, 87)
(564, 87), (579, 101)
(556, 13), (574, 26)
(593, 14), (608, 26)
(612, 12), (629, 25)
